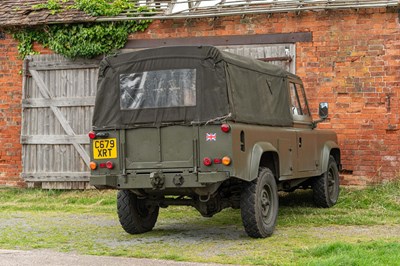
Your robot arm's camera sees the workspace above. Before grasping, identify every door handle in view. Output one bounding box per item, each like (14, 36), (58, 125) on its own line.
(299, 137), (302, 148)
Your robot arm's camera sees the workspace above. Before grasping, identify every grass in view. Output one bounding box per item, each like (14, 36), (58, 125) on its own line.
(0, 181), (399, 265)
(278, 182), (400, 226)
(295, 241), (400, 266)
(0, 189), (116, 213)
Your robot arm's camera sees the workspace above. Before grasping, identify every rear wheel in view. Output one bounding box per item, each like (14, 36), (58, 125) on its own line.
(240, 167), (278, 238)
(313, 156), (340, 208)
(117, 190), (159, 234)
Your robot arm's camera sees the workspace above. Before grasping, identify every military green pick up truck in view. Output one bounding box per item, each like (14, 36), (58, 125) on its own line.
(89, 46), (341, 238)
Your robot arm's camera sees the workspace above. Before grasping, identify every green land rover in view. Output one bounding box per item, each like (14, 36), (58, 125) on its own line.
(89, 46), (341, 238)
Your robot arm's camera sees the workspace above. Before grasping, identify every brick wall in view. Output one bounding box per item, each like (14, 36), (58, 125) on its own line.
(0, 34), (24, 187)
(0, 34), (51, 187)
(132, 8), (400, 185)
(0, 7), (399, 187)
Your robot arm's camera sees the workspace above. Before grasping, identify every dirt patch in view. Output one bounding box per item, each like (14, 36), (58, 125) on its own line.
(308, 225), (400, 239)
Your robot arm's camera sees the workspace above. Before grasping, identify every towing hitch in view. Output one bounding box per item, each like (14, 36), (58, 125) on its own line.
(150, 171), (165, 190)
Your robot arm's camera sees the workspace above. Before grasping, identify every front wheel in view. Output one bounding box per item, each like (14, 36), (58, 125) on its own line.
(313, 156), (340, 208)
(240, 167), (279, 238)
(117, 190), (159, 234)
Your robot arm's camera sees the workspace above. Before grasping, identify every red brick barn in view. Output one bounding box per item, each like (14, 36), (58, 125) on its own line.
(0, 0), (399, 188)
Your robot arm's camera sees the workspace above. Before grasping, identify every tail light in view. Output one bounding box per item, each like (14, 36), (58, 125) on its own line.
(203, 157), (212, 166)
(221, 123), (230, 133)
(222, 156), (231, 166)
(203, 157), (231, 166)
(89, 162), (97, 170)
(106, 161), (114, 169)
(93, 162), (115, 169)
(213, 158), (222, 164)
(88, 131), (96, 139)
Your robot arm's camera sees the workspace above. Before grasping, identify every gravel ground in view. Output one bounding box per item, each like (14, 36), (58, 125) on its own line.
(1, 224), (400, 266)
(1, 210), (399, 265)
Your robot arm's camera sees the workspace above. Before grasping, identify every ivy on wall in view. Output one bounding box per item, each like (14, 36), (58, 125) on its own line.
(11, 0), (153, 59)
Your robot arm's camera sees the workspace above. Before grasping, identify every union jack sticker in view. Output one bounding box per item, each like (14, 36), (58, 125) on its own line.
(206, 133), (217, 141)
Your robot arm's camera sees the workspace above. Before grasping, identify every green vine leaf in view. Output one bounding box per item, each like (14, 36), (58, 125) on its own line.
(11, 0), (153, 59)
(32, 0), (68, 15)
(73, 0), (136, 16)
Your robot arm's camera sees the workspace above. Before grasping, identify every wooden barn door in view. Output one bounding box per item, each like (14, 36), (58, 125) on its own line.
(125, 44), (296, 73)
(21, 55), (100, 189)
(219, 44), (296, 73)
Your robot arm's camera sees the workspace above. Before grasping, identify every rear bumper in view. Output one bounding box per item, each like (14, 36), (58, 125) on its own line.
(90, 171), (230, 189)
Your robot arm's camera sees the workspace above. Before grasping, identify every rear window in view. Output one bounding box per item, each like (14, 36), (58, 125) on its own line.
(120, 69), (196, 110)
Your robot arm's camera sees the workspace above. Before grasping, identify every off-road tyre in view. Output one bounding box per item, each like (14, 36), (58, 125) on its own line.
(313, 156), (340, 208)
(240, 167), (279, 238)
(117, 190), (159, 234)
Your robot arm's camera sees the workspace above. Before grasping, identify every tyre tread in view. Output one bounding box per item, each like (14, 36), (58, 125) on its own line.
(117, 190), (158, 234)
(313, 155), (339, 208)
(241, 167), (278, 238)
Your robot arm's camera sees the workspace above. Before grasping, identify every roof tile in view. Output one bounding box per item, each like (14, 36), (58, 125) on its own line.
(0, 0), (96, 27)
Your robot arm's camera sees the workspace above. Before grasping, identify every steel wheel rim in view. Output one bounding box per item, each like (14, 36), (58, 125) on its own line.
(327, 167), (337, 202)
(261, 184), (273, 224)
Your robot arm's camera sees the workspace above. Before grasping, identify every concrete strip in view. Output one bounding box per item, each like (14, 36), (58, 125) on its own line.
(0, 249), (230, 266)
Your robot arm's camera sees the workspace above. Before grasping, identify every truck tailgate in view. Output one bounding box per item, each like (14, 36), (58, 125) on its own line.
(125, 126), (197, 170)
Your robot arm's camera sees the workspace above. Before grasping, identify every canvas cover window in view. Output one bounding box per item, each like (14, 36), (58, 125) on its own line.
(120, 69), (196, 110)
(289, 82), (310, 116)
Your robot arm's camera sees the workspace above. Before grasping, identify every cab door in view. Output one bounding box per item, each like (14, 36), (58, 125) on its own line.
(288, 81), (318, 176)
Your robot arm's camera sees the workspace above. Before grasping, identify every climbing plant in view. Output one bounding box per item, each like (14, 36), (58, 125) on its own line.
(11, 0), (153, 59)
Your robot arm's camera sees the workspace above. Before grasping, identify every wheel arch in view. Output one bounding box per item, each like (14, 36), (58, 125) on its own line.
(320, 141), (341, 173)
(249, 142), (279, 182)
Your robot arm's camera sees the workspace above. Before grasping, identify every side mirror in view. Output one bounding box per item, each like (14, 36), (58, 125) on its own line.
(318, 102), (329, 119)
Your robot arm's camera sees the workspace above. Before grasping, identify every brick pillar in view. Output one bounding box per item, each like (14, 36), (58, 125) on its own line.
(0, 33), (25, 187)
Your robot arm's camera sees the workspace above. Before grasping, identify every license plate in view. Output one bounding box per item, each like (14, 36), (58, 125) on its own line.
(93, 138), (117, 159)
